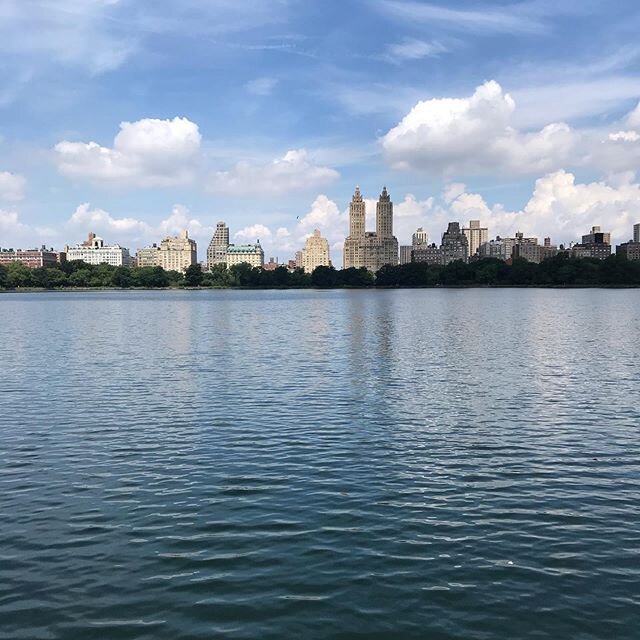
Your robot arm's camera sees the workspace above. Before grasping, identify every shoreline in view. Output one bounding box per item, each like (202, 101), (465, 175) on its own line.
(2, 284), (640, 293)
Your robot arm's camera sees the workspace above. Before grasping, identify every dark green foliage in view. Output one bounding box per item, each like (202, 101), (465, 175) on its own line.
(373, 256), (640, 287)
(2, 256), (640, 291)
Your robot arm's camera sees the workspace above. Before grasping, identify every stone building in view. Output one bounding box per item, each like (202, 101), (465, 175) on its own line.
(412, 243), (444, 265)
(137, 230), (197, 272)
(463, 220), (488, 259)
(67, 233), (131, 266)
(225, 243), (264, 268)
(570, 226), (611, 260)
(616, 241), (640, 260)
(301, 229), (330, 274)
(206, 222), (230, 270)
(343, 186), (398, 272)
(440, 222), (469, 264)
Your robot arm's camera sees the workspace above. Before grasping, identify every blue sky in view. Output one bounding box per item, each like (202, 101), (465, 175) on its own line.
(2, 0), (640, 264)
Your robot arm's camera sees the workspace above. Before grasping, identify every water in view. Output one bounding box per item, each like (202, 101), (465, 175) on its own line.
(1, 289), (639, 639)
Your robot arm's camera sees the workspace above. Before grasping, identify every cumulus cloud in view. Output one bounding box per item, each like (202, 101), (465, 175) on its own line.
(0, 171), (26, 201)
(382, 80), (579, 175)
(208, 150), (339, 195)
(235, 224), (272, 241)
(54, 117), (202, 188)
(408, 171), (640, 248)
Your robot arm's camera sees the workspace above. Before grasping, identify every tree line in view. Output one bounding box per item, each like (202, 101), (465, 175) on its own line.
(1, 254), (640, 290)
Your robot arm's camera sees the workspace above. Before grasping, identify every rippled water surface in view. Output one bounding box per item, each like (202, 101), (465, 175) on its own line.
(1, 289), (639, 639)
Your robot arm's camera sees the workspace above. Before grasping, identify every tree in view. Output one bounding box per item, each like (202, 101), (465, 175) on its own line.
(311, 265), (339, 288)
(184, 263), (203, 287)
(6, 262), (33, 288)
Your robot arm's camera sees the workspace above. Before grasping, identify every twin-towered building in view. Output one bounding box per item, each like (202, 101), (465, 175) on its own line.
(343, 186), (399, 271)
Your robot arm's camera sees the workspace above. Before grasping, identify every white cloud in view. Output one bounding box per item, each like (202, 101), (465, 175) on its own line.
(382, 80), (579, 175)
(0, 208), (60, 248)
(235, 224), (272, 241)
(411, 171), (640, 247)
(68, 203), (150, 235)
(208, 149), (339, 195)
(298, 194), (342, 230)
(245, 77), (279, 96)
(54, 117), (202, 188)
(0, 171), (26, 201)
(609, 131), (640, 142)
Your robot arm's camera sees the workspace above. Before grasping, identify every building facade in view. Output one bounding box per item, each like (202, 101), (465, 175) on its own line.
(66, 234), (131, 266)
(343, 186), (398, 272)
(462, 220), (488, 259)
(412, 244), (443, 265)
(616, 241), (640, 260)
(399, 245), (413, 265)
(634, 223), (640, 244)
(157, 231), (197, 272)
(441, 222), (469, 264)
(570, 226), (612, 260)
(301, 229), (330, 273)
(412, 227), (429, 248)
(136, 245), (159, 268)
(206, 222), (230, 270)
(225, 243), (264, 268)
(0, 248), (63, 269)
(512, 241), (558, 264)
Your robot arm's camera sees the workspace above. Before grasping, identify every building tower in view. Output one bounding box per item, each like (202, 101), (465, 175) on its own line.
(633, 223), (639, 243)
(207, 222), (230, 270)
(376, 186), (393, 239)
(412, 228), (429, 248)
(463, 220), (488, 259)
(349, 187), (366, 238)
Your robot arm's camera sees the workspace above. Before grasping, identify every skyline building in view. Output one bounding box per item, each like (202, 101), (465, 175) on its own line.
(441, 222), (469, 265)
(413, 227), (429, 247)
(343, 186), (399, 272)
(634, 223), (640, 244)
(301, 229), (331, 274)
(207, 222), (230, 270)
(66, 233), (131, 267)
(225, 243), (264, 268)
(463, 220), (488, 259)
(137, 230), (197, 272)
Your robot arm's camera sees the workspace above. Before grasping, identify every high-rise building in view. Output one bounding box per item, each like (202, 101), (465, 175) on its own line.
(137, 231), (197, 272)
(301, 229), (330, 274)
(136, 245), (159, 268)
(633, 223), (639, 244)
(66, 233), (131, 266)
(412, 227), (429, 248)
(207, 222), (230, 270)
(399, 245), (413, 264)
(616, 241), (640, 260)
(412, 244), (443, 265)
(343, 186), (398, 272)
(440, 222), (469, 264)
(582, 226), (611, 246)
(225, 243), (264, 268)
(463, 220), (488, 259)
(571, 226), (612, 260)
(157, 231), (197, 272)
(513, 239), (558, 263)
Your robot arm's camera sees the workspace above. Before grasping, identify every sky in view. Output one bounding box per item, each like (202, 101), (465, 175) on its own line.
(2, 0), (640, 265)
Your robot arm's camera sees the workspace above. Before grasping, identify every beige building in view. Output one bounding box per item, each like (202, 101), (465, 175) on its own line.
(136, 245), (159, 268)
(136, 230), (197, 272)
(463, 220), (488, 259)
(301, 229), (330, 273)
(343, 186), (398, 272)
(225, 243), (264, 268)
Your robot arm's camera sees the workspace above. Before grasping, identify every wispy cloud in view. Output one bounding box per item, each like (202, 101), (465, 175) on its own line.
(374, 0), (599, 35)
(384, 38), (448, 63)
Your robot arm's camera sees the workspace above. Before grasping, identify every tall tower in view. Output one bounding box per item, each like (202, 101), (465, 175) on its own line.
(207, 222), (230, 270)
(376, 186), (393, 238)
(349, 187), (366, 238)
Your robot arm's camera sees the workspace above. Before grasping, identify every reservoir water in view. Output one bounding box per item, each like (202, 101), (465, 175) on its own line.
(1, 289), (639, 639)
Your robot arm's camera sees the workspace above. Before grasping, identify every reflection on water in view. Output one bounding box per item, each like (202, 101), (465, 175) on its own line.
(1, 289), (639, 640)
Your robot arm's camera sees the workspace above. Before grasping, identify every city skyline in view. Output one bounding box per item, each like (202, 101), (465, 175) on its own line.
(3, 2), (640, 264)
